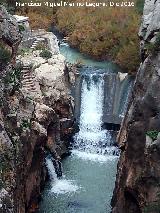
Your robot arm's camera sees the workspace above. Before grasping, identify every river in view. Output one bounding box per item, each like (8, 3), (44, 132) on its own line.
(38, 38), (124, 213)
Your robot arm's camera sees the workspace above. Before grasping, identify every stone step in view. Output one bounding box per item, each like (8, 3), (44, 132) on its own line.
(22, 72), (34, 75)
(23, 88), (37, 92)
(22, 90), (37, 94)
(22, 76), (32, 79)
(21, 70), (31, 75)
(22, 78), (34, 82)
(22, 65), (31, 68)
(23, 84), (36, 89)
(23, 82), (36, 86)
(23, 84), (36, 88)
(22, 69), (30, 71)
(29, 90), (37, 93)
(22, 87), (36, 90)
(22, 79), (36, 82)
(22, 75), (34, 78)
(22, 80), (35, 84)
(22, 67), (31, 70)
(22, 78), (35, 83)
(22, 82), (35, 86)
(36, 38), (45, 41)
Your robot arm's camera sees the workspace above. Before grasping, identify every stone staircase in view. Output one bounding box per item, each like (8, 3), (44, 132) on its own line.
(21, 65), (38, 94)
(30, 37), (45, 50)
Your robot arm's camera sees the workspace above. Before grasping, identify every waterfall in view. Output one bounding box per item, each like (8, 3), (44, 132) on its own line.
(45, 157), (58, 181)
(74, 74), (118, 156)
(45, 157), (79, 194)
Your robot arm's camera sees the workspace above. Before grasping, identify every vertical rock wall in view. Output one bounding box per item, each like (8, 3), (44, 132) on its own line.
(0, 7), (74, 213)
(111, 1), (160, 212)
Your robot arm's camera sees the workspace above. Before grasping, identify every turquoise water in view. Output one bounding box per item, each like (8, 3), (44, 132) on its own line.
(38, 34), (119, 213)
(38, 151), (118, 213)
(60, 42), (121, 72)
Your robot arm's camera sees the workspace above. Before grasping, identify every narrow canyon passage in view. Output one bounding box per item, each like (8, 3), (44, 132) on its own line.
(1, 3), (160, 213)
(36, 36), (133, 213)
(38, 73), (119, 213)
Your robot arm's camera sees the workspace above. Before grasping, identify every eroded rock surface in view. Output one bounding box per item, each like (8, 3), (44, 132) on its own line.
(111, 0), (160, 212)
(0, 6), (22, 65)
(0, 7), (74, 213)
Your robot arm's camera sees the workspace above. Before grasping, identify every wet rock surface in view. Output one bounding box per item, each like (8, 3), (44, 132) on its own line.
(0, 8), (74, 213)
(112, 0), (160, 212)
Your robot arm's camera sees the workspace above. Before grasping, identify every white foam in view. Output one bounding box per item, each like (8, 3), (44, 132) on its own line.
(72, 150), (118, 163)
(45, 158), (57, 180)
(75, 75), (108, 151)
(61, 42), (69, 47)
(74, 75), (119, 156)
(51, 179), (79, 194)
(46, 158), (80, 195)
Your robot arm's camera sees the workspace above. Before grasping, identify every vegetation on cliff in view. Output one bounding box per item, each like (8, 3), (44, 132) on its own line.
(1, 0), (53, 29)
(54, 0), (143, 74)
(1, 0), (144, 74)
(39, 49), (52, 59)
(146, 130), (160, 141)
(145, 32), (160, 55)
(0, 43), (11, 65)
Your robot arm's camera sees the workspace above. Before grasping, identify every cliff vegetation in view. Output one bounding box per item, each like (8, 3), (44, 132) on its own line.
(55, 1), (142, 74)
(1, 0), (144, 74)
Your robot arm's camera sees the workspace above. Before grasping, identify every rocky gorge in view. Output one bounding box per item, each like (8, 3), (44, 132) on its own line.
(1, 0), (160, 212)
(0, 6), (75, 212)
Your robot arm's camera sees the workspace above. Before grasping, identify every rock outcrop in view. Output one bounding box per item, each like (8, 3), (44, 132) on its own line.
(0, 7), (74, 213)
(111, 0), (160, 212)
(0, 6), (22, 65)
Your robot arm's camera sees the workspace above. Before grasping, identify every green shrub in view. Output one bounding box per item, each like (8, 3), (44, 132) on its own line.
(145, 43), (155, 53)
(55, 3), (141, 74)
(154, 33), (160, 51)
(18, 24), (25, 32)
(0, 98), (3, 107)
(26, 96), (34, 103)
(20, 119), (31, 130)
(136, 0), (145, 14)
(146, 33), (160, 54)
(18, 47), (30, 56)
(39, 49), (52, 59)
(4, 66), (22, 92)
(35, 42), (47, 51)
(0, 180), (3, 190)
(0, 1), (15, 14)
(143, 203), (160, 213)
(146, 130), (159, 141)
(0, 44), (11, 64)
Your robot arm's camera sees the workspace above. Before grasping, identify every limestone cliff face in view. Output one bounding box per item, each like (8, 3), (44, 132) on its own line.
(0, 6), (22, 65)
(0, 7), (74, 213)
(111, 1), (160, 213)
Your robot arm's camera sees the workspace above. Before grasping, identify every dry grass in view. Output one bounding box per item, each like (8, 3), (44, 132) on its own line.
(55, 4), (141, 74)
(15, 0), (143, 74)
